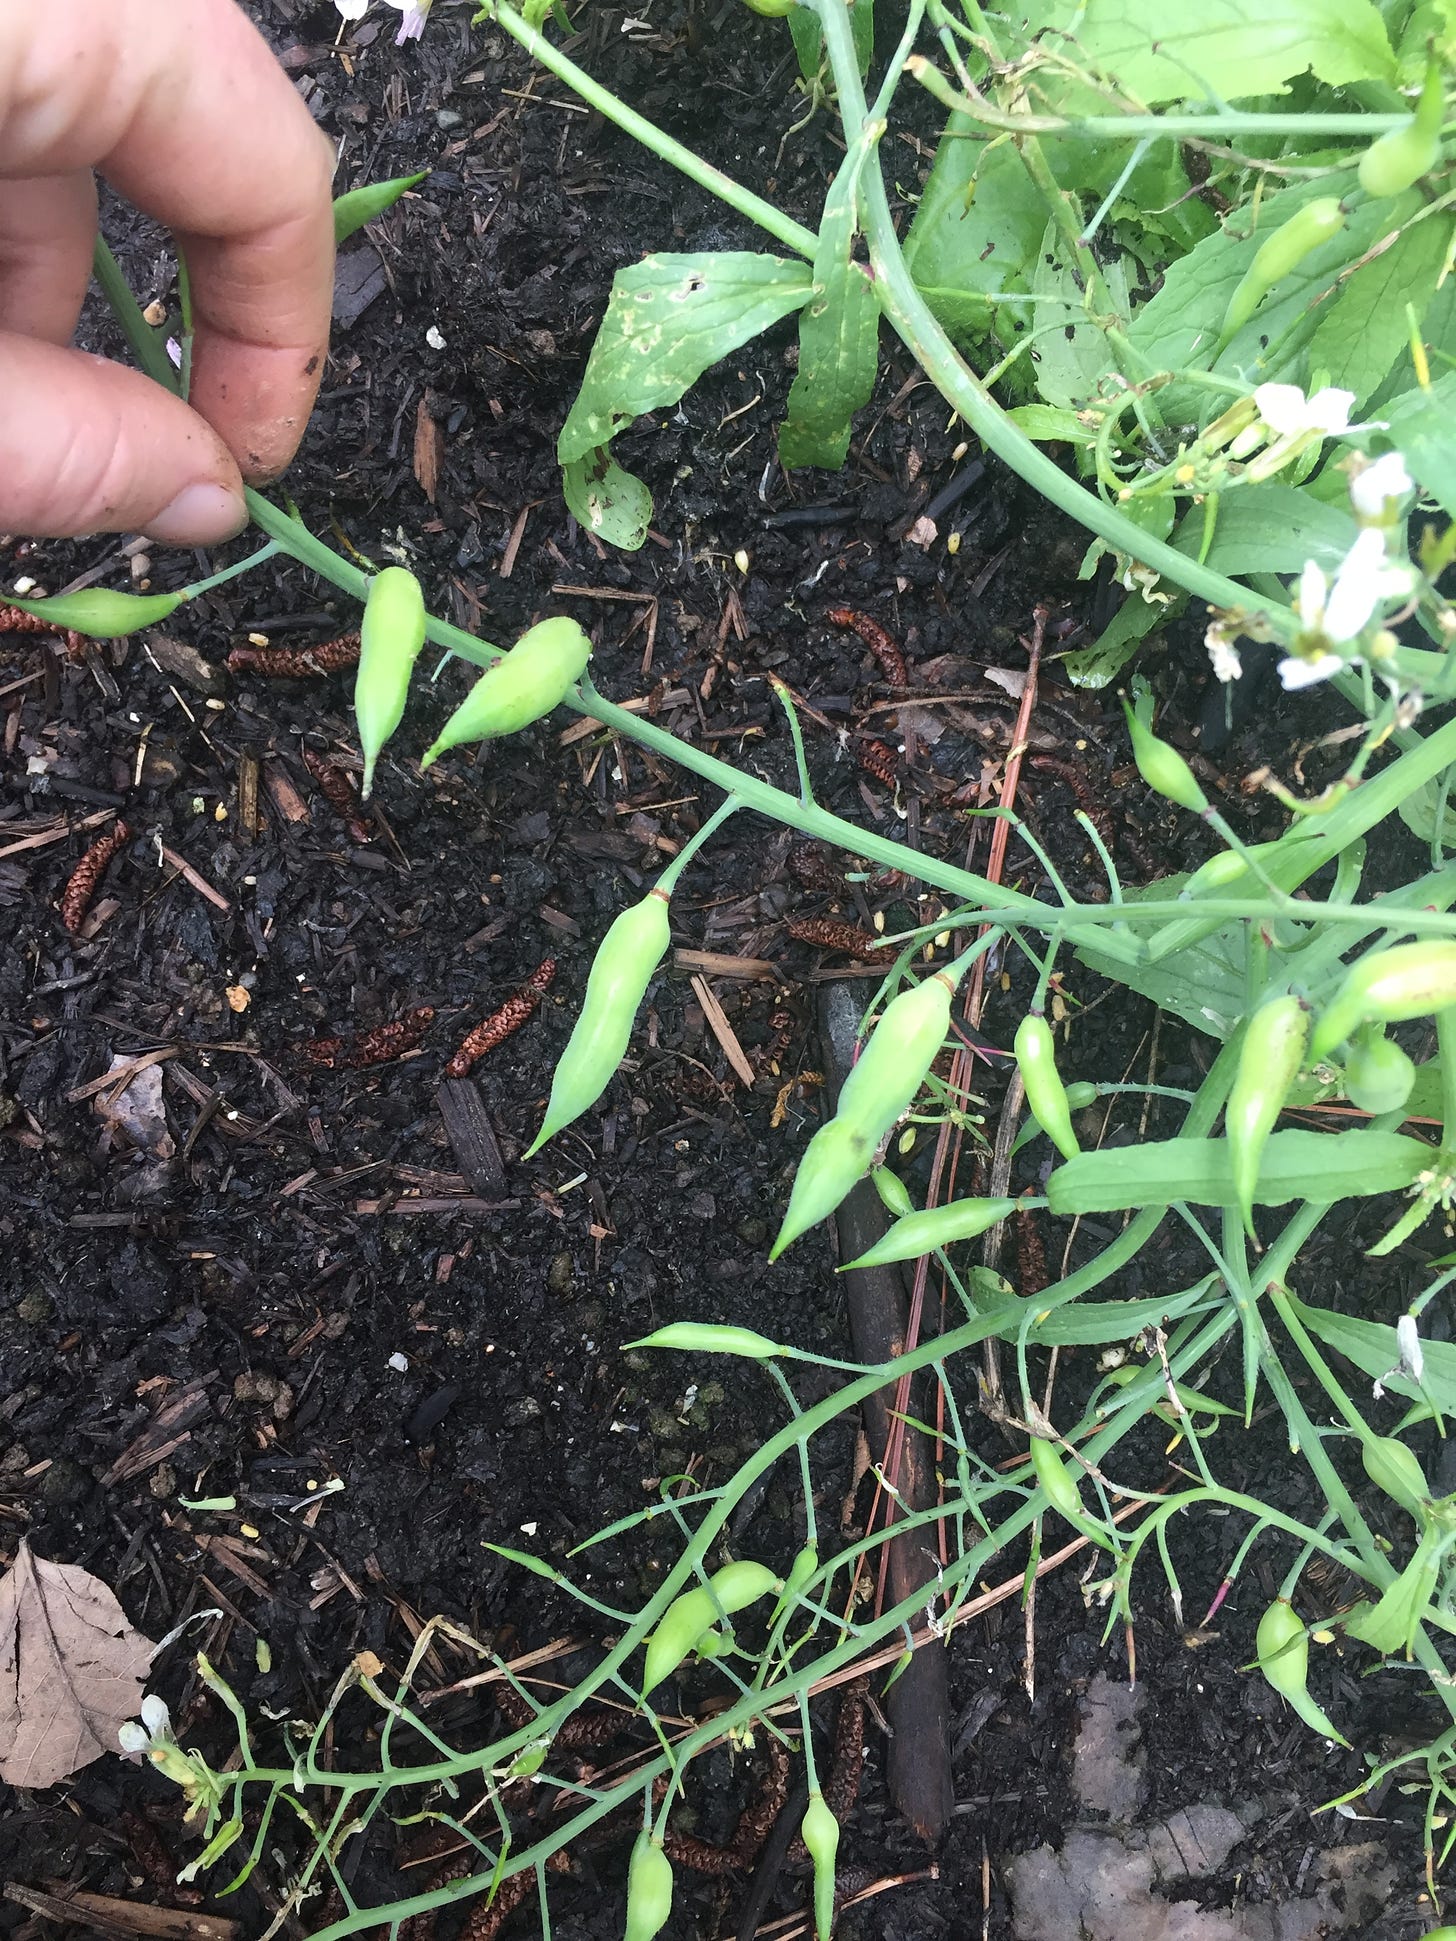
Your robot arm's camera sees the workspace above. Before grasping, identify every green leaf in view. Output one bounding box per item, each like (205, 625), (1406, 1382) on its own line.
(1003, 403), (1097, 444)
(1374, 368), (1456, 516)
(1014, 1282), (1217, 1344)
(1046, 1128), (1433, 1215)
(901, 118), (1047, 342)
(1289, 1294), (1456, 1409)
(1019, 0), (1395, 102)
(1170, 483), (1359, 576)
(559, 252), (811, 464)
(332, 171), (428, 245)
(1077, 914), (1251, 1035)
(1063, 590), (1168, 689)
(779, 146), (878, 469)
(788, 5), (824, 79)
(561, 448), (653, 550)
(1128, 172), (1407, 406)
(1306, 215), (1449, 403)
(1029, 223), (1133, 409)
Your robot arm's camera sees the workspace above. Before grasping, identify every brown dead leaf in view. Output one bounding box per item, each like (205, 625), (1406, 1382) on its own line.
(0, 1539), (155, 1786)
(413, 394), (443, 504)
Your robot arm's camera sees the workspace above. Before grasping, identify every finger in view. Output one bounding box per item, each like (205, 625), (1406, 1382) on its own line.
(0, 0), (336, 482)
(0, 332), (245, 544)
(0, 171), (96, 344)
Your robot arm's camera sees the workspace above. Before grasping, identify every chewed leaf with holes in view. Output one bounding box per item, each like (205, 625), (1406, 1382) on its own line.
(561, 448), (653, 550)
(779, 140), (878, 470)
(557, 252), (812, 549)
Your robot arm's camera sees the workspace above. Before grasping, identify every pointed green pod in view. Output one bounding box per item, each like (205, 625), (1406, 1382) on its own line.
(1255, 1598), (1348, 1743)
(642, 1560), (780, 1691)
(355, 565), (426, 796)
(771, 974), (956, 1259)
(526, 889), (671, 1157)
(421, 616), (591, 768)
(7, 588), (183, 638)
(800, 1792), (840, 1941)
(1361, 1434), (1430, 1522)
(1358, 62), (1444, 199)
(1310, 941), (1456, 1064)
(841, 1196), (1020, 1269)
(623, 1832), (674, 1941)
(1226, 995), (1308, 1237)
(1015, 1014), (1080, 1160)
(1122, 700), (1208, 814)
(1220, 197), (1346, 344)
(1343, 1028), (1416, 1116)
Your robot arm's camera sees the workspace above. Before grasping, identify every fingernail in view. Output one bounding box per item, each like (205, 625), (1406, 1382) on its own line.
(146, 482), (247, 546)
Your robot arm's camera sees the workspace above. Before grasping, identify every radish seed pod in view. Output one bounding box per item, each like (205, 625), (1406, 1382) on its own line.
(1358, 63), (1444, 199)
(770, 973), (957, 1259)
(800, 1791), (840, 1941)
(526, 889), (672, 1156)
(842, 1196), (1021, 1270)
(1226, 995), (1308, 1237)
(1220, 197), (1346, 343)
(1255, 1598), (1348, 1743)
(354, 565), (426, 796)
(641, 1559), (780, 1692)
(421, 615), (591, 769)
(7, 588), (183, 637)
(1310, 941), (1456, 1063)
(1015, 1015), (1080, 1161)
(623, 1831), (673, 1941)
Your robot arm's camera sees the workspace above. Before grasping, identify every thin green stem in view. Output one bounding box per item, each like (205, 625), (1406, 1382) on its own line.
(484, 2), (817, 258)
(653, 793), (742, 894)
(182, 541), (281, 598)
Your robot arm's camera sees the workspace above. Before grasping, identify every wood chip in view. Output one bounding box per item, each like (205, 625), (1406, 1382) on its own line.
(436, 1083), (508, 1198)
(102, 1378), (213, 1486)
(3, 1883), (240, 1941)
(413, 394), (443, 504)
(157, 844), (231, 913)
(673, 948), (777, 980)
(689, 974), (755, 1088)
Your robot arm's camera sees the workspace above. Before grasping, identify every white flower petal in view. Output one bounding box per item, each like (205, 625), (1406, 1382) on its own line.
(1205, 629), (1242, 683)
(1351, 450), (1413, 518)
(140, 1693), (172, 1736)
(1398, 1313), (1425, 1384)
(1295, 558), (1328, 630)
(1325, 527), (1386, 642)
(1252, 383), (1308, 436)
(1278, 652), (1343, 691)
(1303, 387), (1356, 435)
(119, 1722), (151, 1755)
(334, 0), (369, 16)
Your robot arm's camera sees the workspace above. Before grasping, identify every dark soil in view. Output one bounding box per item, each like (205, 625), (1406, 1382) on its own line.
(0, 3), (1444, 1937)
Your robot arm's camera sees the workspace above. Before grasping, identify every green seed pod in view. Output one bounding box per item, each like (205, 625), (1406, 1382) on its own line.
(800, 1792), (840, 1941)
(1220, 196), (1347, 343)
(354, 565), (426, 796)
(1062, 1081), (1099, 1113)
(642, 1560), (780, 1691)
(526, 890), (672, 1157)
(1181, 849), (1251, 898)
(7, 588), (183, 639)
(1255, 1598), (1348, 1742)
(1015, 1015), (1081, 1161)
(421, 616), (591, 769)
(1343, 1027), (1416, 1116)
(623, 1831), (674, 1941)
(1028, 1434), (1085, 1524)
(1358, 63), (1444, 199)
(777, 1542), (819, 1614)
(1122, 701), (1208, 814)
(742, 0), (798, 13)
(1362, 1434), (1430, 1521)
(770, 975), (957, 1259)
(871, 1167), (915, 1219)
(1310, 941), (1456, 1063)
(629, 1322), (784, 1359)
(841, 1196), (1020, 1270)
(1226, 996), (1308, 1237)
(332, 169), (428, 245)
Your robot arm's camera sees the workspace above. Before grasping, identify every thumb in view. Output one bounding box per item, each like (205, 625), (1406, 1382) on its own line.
(0, 332), (246, 543)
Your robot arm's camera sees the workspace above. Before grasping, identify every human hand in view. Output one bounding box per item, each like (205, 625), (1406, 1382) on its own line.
(0, 0), (335, 545)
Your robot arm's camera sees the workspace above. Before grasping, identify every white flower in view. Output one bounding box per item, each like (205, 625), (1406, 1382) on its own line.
(1204, 623), (1242, 683)
(1351, 451), (1413, 521)
(1253, 383), (1356, 439)
(1375, 1313), (1426, 1398)
(1297, 528), (1398, 646)
(334, 0), (368, 17)
(1278, 651), (1343, 691)
(386, 0), (431, 37)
